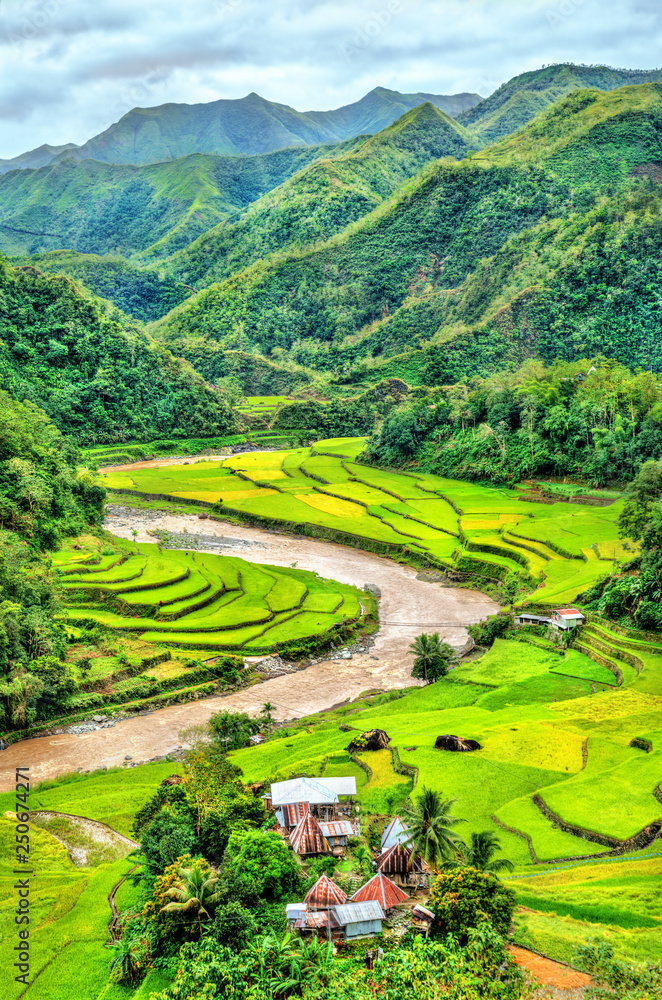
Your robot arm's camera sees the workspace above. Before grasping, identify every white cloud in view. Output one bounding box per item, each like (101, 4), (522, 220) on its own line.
(0, 0), (660, 157)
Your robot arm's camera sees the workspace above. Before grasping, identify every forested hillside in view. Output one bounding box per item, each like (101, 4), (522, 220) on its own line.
(0, 142), (355, 259)
(10, 251), (194, 324)
(151, 84), (662, 386)
(0, 257), (237, 445)
(457, 62), (662, 143)
(165, 103), (475, 287)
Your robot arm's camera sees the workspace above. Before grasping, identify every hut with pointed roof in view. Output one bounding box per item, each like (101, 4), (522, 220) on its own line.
(290, 813), (332, 856)
(350, 871), (408, 911)
(376, 843), (424, 886)
(304, 873), (347, 910)
(381, 815), (409, 851)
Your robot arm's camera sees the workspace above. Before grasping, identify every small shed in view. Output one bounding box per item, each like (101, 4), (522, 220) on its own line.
(411, 903), (435, 936)
(295, 909), (341, 936)
(286, 902), (307, 927)
(249, 733), (265, 745)
(290, 813), (332, 856)
(350, 872), (408, 911)
(319, 819), (354, 849)
(333, 901), (384, 938)
(514, 612), (550, 627)
(381, 815), (409, 851)
(304, 873), (347, 910)
(551, 608), (585, 631)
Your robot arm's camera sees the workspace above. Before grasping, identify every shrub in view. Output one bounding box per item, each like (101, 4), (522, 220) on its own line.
(428, 867), (516, 942)
(211, 901), (257, 951)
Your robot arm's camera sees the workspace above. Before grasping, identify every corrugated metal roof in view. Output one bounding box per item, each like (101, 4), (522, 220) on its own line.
(282, 802), (309, 827)
(376, 844), (422, 874)
(350, 872), (409, 909)
(381, 815), (410, 850)
(290, 813), (331, 855)
(319, 820), (354, 837)
(334, 901), (384, 925)
(554, 608), (584, 618)
(286, 903), (307, 918)
(270, 776), (356, 805)
(304, 873), (347, 908)
(295, 909), (340, 930)
(412, 904), (434, 921)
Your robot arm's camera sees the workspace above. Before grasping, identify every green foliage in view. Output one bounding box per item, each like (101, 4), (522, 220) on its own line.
(409, 632), (455, 683)
(575, 941), (662, 1000)
(428, 867), (517, 941)
(0, 257), (237, 444)
(209, 710), (263, 750)
(468, 616), (513, 647)
(401, 787), (465, 867)
(221, 830), (302, 901)
(212, 901), (258, 952)
(460, 831), (514, 874)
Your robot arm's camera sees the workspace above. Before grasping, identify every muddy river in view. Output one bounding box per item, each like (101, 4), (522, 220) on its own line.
(0, 509), (498, 789)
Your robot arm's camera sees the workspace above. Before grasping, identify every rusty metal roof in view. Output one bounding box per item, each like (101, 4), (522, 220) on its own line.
(282, 802), (309, 828)
(295, 909), (340, 930)
(304, 873), (347, 908)
(319, 820), (353, 837)
(350, 872), (409, 909)
(334, 901), (384, 925)
(290, 813), (332, 856)
(376, 843), (422, 874)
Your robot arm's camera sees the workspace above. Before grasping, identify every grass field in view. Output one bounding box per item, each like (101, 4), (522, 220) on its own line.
(0, 762), (183, 1000)
(101, 438), (630, 606)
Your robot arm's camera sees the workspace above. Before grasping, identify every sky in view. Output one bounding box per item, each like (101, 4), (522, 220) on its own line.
(1, 0), (661, 158)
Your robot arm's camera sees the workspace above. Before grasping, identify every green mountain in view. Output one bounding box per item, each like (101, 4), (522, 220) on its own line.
(0, 142), (79, 175)
(0, 142), (355, 260)
(165, 102), (476, 287)
(149, 84), (662, 387)
(4, 87), (480, 171)
(458, 62), (662, 144)
(0, 256), (237, 444)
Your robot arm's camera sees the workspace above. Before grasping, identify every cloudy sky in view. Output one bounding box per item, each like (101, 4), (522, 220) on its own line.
(1, 0), (661, 157)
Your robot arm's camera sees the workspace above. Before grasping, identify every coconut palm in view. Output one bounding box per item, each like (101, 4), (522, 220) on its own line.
(401, 787), (465, 868)
(161, 864), (221, 937)
(463, 830), (514, 873)
(408, 633), (455, 683)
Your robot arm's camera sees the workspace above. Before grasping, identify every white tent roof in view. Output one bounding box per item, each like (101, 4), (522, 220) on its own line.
(270, 776), (356, 806)
(381, 815), (409, 850)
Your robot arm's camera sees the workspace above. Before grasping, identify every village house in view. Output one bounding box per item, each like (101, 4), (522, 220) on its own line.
(514, 608), (585, 631)
(381, 815), (410, 851)
(376, 843), (428, 887)
(289, 875), (386, 940)
(290, 813), (332, 856)
(266, 776), (357, 826)
(319, 819), (355, 852)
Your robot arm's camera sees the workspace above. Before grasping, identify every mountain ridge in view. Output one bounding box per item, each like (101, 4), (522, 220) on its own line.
(0, 86), (481, 172)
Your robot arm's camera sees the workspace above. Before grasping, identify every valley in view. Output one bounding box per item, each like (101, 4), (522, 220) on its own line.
(2, 58), (662, 1000)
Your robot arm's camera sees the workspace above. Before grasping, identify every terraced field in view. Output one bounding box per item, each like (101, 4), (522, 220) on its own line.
(57, 539), (368, 655)
(102, 437), (629, 606)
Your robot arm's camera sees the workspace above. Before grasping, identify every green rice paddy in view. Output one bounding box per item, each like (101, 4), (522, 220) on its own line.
(101, 437), (629, 606)
(60, 538), (367, 655)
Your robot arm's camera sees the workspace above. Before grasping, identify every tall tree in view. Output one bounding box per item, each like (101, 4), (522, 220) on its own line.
(460, 831), (514, 874)
(161, 863), (221, 938)
(401, 787), (465, 868)
(409, 633), (455, 683)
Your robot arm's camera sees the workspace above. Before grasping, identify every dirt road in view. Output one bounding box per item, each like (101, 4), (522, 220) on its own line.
(0, 512), (498, 789)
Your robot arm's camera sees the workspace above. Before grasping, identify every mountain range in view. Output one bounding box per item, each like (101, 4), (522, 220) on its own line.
(0, 87), (481, 173)
(2, 63), (662, 438)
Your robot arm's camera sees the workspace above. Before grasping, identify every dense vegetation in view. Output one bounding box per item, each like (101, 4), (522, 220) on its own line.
(165, 103), (474, 288)
(0, 143), (350, 260)
(152, 85), (662, 386)
(365, 359), (662, 486)
(11, 251), (194, 322)
(456, 62), (662, 143)
(0, 392), (104, 728)
(0, 256), (237, 445)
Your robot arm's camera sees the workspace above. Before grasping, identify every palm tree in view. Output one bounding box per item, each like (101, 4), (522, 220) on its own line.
(261, 701), (275, 724)
(401, 787), (465, 868)
(161, 864), (221, 937)
(462, 830), (514, 873)
(109, 939), (143, 984)
(408, 633), (455, 683)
